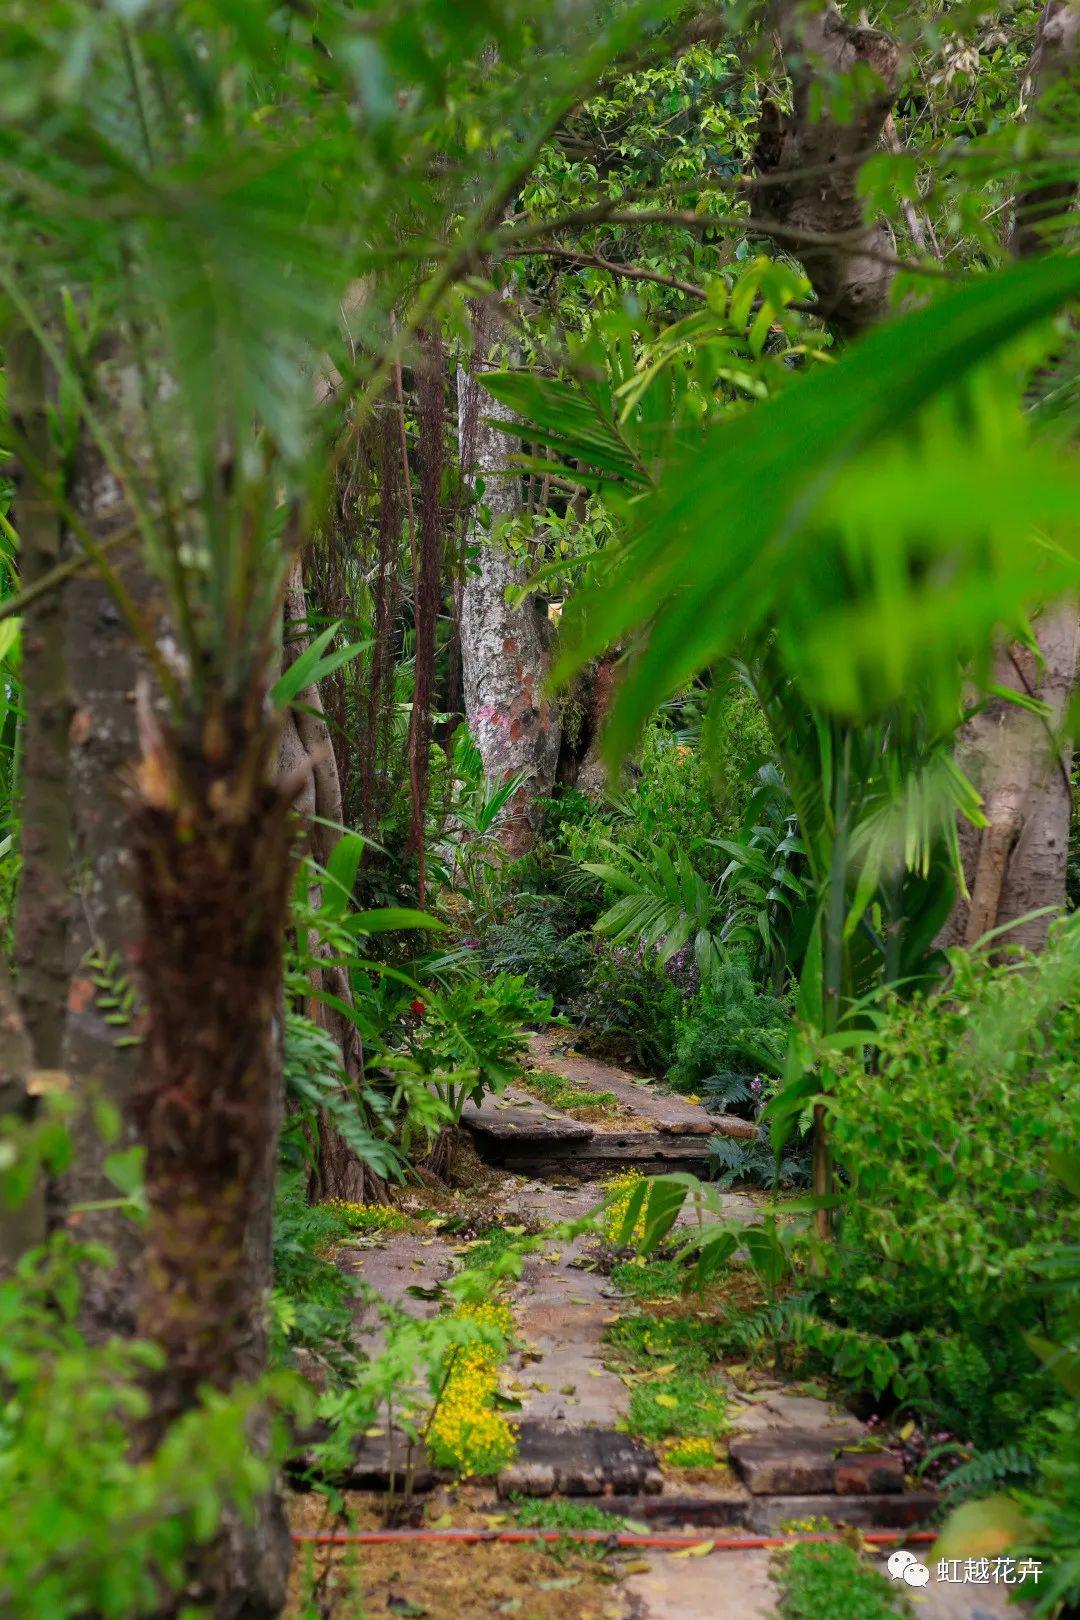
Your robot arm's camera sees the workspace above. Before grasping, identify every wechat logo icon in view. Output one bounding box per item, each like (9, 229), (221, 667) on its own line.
(887, 1550), (931, 1587)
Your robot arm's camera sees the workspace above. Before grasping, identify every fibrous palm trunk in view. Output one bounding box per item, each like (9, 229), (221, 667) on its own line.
(129, 704), (294, 1616)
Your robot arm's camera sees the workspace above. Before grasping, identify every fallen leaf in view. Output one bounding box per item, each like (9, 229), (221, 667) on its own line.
(428, 1511), (453, 1529)
(671, 1541), (715, 1559)
(482, 1513), (509, 1528)
(621, 1559), (652, 1574)
(536, 1575), (581, 1591)
(560, 1384), (577, 1395)
(653, 1394), (678, 1408)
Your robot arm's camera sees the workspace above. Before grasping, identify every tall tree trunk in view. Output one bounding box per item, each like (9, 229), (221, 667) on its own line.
(938, 1), (1080, 950)
(59, 419), (152, 1336)
(8, 326), (70, 1073)
(752, 4), (902, 336)
(5, 328), (145, 1315)
(458, 310), (561, 856)
(130, 699), (293, 1618)
(279, 559), (383, 1204)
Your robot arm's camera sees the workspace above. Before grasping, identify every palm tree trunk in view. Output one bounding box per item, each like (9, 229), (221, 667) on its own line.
(129, 702), (294, 1616)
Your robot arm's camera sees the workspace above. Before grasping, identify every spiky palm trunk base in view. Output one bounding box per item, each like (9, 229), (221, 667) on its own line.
(130, 712), (296, 1617)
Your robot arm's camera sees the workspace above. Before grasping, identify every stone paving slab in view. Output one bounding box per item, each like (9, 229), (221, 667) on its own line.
(529, 1030), (759, 1140)
(461, 1086), (595, 1143)
(619, 1546), (1034, 1620)
(622, 1546), (778, 1619)
(509, 1233), (628, 1428)
(343, 1231), (458, 1358)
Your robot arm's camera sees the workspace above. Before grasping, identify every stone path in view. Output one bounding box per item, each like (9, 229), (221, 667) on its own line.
(621, 1546), (1030, 1620)
(318, 1040), (1033, 1617)
(527, 1029), (757, 1138)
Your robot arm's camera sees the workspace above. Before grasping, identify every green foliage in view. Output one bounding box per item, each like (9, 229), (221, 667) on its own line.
(402, 973), (553, 1122)
(626, 1371), (728, 1444)
(0, 1111), (303, 1620)
(476, 893), (595, 1010)
(552, 256), (1080, 756)
(805, 923), (1080, 1443)
(607, 1306), (723, 1373)
(567, 938), (683, 1070)
(667, 955), (788, 1100)
(513, 1497), (627, 1532)
(270, 1174), (361, 1380)
(520, 1070), (618, 1114)
(774, 1543), (909, 1620)
(585, 839), (724, 980)
(609, 1258), (685, 1301)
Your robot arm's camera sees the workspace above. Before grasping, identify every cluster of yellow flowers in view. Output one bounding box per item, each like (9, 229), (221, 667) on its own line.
(325, 1200), (412, 1234)
(428, 1300), (518, 1478)
(599, 1170), (648, 1246)
(663, 1435), (721, 1469)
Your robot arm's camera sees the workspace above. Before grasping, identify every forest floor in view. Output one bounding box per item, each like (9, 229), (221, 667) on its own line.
(286, 1035), (1030, 1620)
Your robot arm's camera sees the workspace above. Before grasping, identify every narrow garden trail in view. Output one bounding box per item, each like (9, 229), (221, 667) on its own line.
(292, 1034), (1031, 1620)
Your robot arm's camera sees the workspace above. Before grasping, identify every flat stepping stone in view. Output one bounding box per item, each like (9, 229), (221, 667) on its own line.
(730, 1431), (905, 1496)
(510, 1236), (628, 1427)
(497, 1421), (662, 1497)
(746, 1490), (939, 1531)
(623, 1545), (778, 1619)
(461, 1087), (594, 1144)
(528, 1030), (758, 1140)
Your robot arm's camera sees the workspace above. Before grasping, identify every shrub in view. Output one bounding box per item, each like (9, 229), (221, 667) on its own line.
(568, 940), (683, 1070)
(806, 923), (1080, 1448)
(404, 972), (553, 1121)
(667, 954), (789, 1104)
(477, 893), (594, 1010)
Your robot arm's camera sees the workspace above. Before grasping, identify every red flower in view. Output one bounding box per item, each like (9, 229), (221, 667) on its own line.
(409, 999), (426, 1018)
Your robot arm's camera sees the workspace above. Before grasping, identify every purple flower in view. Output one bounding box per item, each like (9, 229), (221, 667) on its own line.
(750, 1077), (763, 1098)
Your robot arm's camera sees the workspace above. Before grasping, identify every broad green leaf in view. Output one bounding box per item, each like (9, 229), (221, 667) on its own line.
(550, 254), (1080, 759)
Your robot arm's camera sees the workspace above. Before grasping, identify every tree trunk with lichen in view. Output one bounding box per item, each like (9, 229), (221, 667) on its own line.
(130, 701), (293, 1618)
(59, 416), (153, 1336)
(458, 318), (561, 857)
(3, 328), (146, 1312)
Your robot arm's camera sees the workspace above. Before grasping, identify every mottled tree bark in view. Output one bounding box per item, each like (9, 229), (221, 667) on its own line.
(458, 318), (560, 856)
(7, 327), (70, 1075)
(938, 1), (1080, 951)
(753, 4), (902, 335)
(59, 398), (153, 1338)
